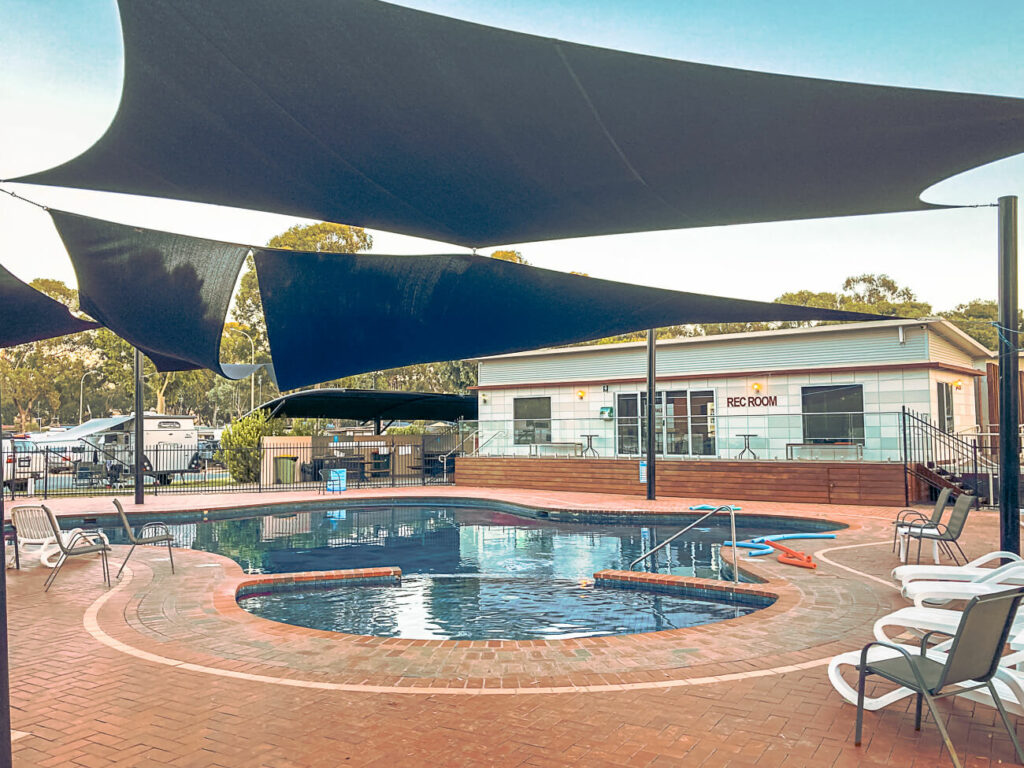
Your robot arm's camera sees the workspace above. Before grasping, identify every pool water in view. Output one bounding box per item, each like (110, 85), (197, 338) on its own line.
(76, 502), (838, 640)
(241, 574), (759, 640)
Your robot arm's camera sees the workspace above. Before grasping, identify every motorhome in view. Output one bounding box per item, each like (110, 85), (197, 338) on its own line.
(35, 413), (201, 485)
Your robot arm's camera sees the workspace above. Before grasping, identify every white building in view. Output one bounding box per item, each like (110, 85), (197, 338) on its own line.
(471, 319), (994, 463)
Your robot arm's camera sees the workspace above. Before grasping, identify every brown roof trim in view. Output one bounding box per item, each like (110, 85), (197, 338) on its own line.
(470, 361), (982, 391)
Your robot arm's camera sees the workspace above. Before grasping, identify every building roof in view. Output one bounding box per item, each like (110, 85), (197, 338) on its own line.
(477, 318), (994, 364)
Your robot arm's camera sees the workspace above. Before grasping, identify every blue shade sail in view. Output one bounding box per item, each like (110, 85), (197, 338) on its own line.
(13, 0), (1024, 247)
(48, 210), (259, 379)
(0, 264), (98, 347)
(253, 248), (883, 391)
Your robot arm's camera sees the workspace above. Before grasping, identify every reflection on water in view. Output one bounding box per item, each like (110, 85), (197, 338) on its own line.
(241, 574), (759, 640)
(86, 505), (831, 580)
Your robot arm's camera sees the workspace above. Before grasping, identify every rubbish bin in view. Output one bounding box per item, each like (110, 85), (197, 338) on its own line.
(274, 455), (298, 484)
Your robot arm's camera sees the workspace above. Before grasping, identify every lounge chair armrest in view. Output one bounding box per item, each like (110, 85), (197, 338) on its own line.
(895, 509), (929, 524)
(139, 522), (171, 535)
(920, 629), (955, 652)
(895, 512), (930, 526)
(904, 520), (941, 535)
(968, 551), (1024, 568)
(859, 640), (932, 691)
(64, 531), (109, 550)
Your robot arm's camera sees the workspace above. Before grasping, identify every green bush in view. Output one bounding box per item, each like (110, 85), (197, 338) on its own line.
(216, 411), (283, 483)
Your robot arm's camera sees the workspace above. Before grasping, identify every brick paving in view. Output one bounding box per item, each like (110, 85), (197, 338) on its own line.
(6, 487), (1024, 766)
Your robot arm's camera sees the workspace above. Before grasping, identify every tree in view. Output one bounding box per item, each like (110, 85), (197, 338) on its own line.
(216, 410), (286, 482)
(938, 299), (1017, 351)
(489, 249), (529, 265)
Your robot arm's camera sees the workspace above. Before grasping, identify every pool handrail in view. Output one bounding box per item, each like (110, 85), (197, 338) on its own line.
(628, 505), (740, 587)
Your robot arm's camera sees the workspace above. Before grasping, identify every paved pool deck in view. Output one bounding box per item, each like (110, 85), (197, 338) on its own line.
(6, 487), (1022, 767)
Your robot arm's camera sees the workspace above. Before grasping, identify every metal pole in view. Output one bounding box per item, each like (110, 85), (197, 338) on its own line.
(134, 348), (145, 506)
(998, 195), (1019, 554)
(646, 329), (656, 501)
(0, 383), (13, 768)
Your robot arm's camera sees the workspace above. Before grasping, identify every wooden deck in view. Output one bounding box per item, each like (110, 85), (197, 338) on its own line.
(454, 457), (907, 506)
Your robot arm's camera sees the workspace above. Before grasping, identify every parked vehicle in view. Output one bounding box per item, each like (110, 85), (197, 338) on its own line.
(34, 414), (202, 485)
(1, 434), (48, 492)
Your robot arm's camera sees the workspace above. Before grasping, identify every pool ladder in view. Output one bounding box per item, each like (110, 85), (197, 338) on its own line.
(628, 505), (740, 587)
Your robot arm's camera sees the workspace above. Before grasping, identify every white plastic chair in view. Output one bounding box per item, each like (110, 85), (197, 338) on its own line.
(11, 505), (109, 567)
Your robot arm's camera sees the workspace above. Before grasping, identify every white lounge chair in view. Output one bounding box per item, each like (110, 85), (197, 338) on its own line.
(903, 561), (1024, 607)
(892, 550), (1022, 587)
(11, 505), (109, 567)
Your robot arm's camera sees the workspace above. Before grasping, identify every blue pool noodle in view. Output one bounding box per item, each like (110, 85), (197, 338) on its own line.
(689, 504), (742, 511)
(723, 533), (837, 557)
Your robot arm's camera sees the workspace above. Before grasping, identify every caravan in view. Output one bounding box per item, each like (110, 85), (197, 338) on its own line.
(35, 413), (202, 486)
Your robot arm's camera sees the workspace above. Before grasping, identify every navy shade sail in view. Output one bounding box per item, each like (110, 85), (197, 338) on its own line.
(12, 0), (1024, 247)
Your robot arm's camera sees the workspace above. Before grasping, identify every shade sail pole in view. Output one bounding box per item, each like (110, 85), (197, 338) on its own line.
(0, 384), (12, 768)
(646, 330), (656, 501)
(134, 348), (145, 506)
(999, 196), (1020, 554)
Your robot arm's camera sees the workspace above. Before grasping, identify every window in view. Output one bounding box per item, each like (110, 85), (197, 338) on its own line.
(936, 382), (954, 433)
(616, 390), (716, 456)
(157, 421), (181, 429)
(801, 385), (864, 444)
(513, 397), (551, 445)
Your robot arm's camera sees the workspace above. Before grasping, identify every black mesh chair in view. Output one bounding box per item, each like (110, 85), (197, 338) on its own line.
(113, 498), (175, 579)
(903, 491), (973, 565)
(892, 486), (951, 553)
(855, 586), (1024, 768)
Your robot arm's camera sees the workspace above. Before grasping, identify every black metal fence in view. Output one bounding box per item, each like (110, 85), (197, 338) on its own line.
(3, 431), (461, 499)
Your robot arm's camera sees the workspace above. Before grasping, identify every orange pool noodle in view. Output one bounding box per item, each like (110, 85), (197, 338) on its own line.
(767, 540), (817, 569)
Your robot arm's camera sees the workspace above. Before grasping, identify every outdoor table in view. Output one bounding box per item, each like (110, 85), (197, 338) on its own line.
(737, 434), (758, 460)
(896, 527), (941, 565)
(580, 434), (599, 457)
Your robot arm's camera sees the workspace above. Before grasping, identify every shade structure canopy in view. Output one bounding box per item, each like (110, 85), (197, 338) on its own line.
(255, 247), (882, 391)
(0, 264), (98, 347)
(49, 209), (261, 379)
(256, 388), (477, 423)
(13, 0), (1024, 247)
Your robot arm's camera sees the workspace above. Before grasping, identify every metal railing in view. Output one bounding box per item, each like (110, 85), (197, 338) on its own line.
(458, 412), (904, 462)
(630, 505), (739, 586)
(4, 430), (461, 499)
(901, 407), (984, 507)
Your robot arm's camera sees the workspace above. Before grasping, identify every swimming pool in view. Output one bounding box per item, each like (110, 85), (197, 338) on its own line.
(76, 501), (840, 640)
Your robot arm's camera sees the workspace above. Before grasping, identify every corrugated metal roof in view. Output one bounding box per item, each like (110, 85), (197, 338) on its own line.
(34, 416), (132, 444)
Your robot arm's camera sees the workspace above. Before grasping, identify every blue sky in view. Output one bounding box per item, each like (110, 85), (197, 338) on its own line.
(1, 0), (1022, 311)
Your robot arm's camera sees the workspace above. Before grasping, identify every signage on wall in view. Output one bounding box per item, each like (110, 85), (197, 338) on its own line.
(726, 396), (778, 407)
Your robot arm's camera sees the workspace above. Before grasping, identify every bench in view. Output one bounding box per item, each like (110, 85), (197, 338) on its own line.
(529, 442), (583, 457)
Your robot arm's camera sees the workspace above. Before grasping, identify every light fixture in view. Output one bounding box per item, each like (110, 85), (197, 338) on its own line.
(577, 389), (586, 400)
(602, 384), (609, 392)
(480, 392), (489, 404)
(752, 383), (762, 392)
(954, 379), (963, 390)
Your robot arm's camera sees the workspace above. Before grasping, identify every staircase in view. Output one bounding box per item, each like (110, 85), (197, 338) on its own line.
(901, 407), (989, 507)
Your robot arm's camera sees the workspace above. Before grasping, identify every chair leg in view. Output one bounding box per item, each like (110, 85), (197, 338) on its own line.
(987, 681), (1024, 765)
(951, 540), (968, 566)
(100, 549), (110, 588)
(855, 667), (867, 746)
(915, 692), (923, 730)
(116, 544), (137, 579)
(921, 691), (962, 768)
(167, 540), (175, 574)
(43, 553), (67, 592)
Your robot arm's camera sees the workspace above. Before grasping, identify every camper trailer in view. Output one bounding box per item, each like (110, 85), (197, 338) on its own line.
(1, 434), (48, 492)
(36, 414), (202, 485)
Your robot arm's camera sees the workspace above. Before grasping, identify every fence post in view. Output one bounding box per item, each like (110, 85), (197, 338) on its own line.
(901, 406), (909, 507)
(42, 448), (49, 500)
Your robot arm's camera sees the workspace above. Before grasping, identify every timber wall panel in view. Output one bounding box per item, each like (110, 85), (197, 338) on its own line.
(454, 457), (906, 506)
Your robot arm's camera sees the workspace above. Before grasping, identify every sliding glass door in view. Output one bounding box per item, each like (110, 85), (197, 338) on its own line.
(616, 390), (715, 456)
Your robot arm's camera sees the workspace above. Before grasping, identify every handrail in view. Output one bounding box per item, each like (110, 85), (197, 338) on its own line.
(440, 429), (506, 483)
(629, 505), (739, 587)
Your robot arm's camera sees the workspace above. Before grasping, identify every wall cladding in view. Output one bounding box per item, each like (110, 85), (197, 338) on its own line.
(455, 457), (906, 506)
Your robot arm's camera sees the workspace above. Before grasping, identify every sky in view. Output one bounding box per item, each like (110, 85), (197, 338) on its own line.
(1, 0), (1022, 312)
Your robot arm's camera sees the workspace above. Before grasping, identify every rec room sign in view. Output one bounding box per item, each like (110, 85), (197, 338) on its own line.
(726, 396), (778, 407)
